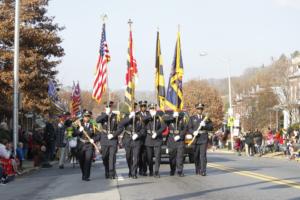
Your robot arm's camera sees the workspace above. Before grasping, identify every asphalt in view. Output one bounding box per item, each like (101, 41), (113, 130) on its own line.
(1, 149), (300, 200)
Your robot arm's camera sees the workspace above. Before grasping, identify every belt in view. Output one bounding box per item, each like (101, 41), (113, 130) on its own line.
(79, 138), (89, 143)
(169, 130), (179, 134)
(198, 131), (206, 134)
(125, 130), (133, 135)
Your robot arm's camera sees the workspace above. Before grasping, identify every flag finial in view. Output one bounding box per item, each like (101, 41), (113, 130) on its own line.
(178, 24), (180, 32)
(101, 14), (108, 23)
(128, 19), (133, 30)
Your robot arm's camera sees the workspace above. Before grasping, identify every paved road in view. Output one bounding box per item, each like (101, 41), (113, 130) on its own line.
(1, 150), (300, 200)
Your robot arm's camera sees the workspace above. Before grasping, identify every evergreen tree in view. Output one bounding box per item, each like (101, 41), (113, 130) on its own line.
(0, 0), (64, 117)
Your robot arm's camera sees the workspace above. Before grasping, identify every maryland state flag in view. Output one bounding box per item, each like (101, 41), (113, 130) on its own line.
(166, 31), (184, 112)
(124, 27), (138, 110)
(155, 31), (166, 111)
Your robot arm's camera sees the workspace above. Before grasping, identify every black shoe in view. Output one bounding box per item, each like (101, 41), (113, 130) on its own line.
(178, 172), (184, 177)
(149, 172), (153, 177)
(128, 173), (132, 178)
(154, 172), (160, 178)
(110, 176), (116, 179)
(83, 178), (90, 181)
(142, 172), (148, 176)
(201, 172), (206, 176)
(132, 175), (138, 179)
(59, 165), (64, 169)
(170, 171), (175, 176)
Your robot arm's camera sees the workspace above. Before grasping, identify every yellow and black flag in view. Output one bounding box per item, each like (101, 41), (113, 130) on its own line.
(124, 24), (138, 111)
(155, 31), (166, 111)
(165, 31), (184, 112)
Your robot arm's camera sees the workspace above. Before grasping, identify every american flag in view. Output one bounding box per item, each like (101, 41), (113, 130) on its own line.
(92, 23), (111, 103)
(71, 81), (81, 116)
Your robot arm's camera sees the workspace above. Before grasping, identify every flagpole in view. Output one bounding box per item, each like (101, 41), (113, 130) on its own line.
(101, 14), (110, 108)
(175, 25), (181, 131)
(128, 19), (134, 110)
(155, 28), (158, 108)
(128, 19), (135, 132)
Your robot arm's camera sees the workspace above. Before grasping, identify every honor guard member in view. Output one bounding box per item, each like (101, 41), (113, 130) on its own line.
(164, 111), (187, 177)
(74, 110), (100, 181)
(137, 100), (148, 176)
(96, 101), (120, 179)
(188, 103), (213, 176)
(117, 102), (145, 179)
(144, 103), (166, 178)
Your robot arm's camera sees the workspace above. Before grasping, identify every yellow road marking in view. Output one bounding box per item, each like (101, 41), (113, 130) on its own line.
(207, 163), (300, 190)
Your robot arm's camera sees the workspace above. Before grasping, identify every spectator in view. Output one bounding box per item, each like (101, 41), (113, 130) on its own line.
(27, 131), (33, 160)
(0, 139), (20, 179)
(16, 142), (25, 170)
(56, 114), (68, 169)
(266, 128), (274, 153)
(234, 136), (242, 156)
(44, 121), (56, 161)
(212, 133), (219, 151)
(245, 131), (254, 156)
(274, 130), (282, 152)
(254, 129), (263, 156)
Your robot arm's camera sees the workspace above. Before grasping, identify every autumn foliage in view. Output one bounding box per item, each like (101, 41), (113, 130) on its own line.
(183, 79), (224, 130)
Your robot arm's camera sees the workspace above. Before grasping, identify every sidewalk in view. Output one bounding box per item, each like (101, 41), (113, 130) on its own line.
(209, 148), (296, 161)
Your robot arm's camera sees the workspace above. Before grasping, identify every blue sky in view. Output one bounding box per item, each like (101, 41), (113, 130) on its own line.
(48, 0), (300, 91)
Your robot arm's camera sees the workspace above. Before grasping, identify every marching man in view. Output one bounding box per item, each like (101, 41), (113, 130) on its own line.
(188, 103), (213, 176)
(117, 102), (145, 179)
(164, 111), (187, 177)
(96, 101), (120, 179)
(144, 103), (166, 178)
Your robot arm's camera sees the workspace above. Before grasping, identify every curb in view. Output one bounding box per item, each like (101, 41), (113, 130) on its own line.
(18, 161), (58, 177)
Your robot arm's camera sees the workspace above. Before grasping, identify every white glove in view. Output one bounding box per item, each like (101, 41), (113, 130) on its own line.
(152, 132), (157, 139)
(89, 139), (94, 144)
(129, 111), (135, 119)
(105, 107), (111, 115)
(108, 133), (113, 140)
(174, 135), (180, 141)
(173, 112), (179, 118)
(79, 126), (84, 132)
(58, 123), (63, 128)
(132, 133), (138, 141)
(193, 131), (199, 136)
(200, 121), (206, 127)
(150, 110), (156, 117)
(186, 134), (193, 140)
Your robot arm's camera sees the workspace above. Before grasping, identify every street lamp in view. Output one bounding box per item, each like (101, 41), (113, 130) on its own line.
(199, 52), (234, 150)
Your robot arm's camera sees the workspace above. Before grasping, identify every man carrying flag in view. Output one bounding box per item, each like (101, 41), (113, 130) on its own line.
(165, 30), (187, 177)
